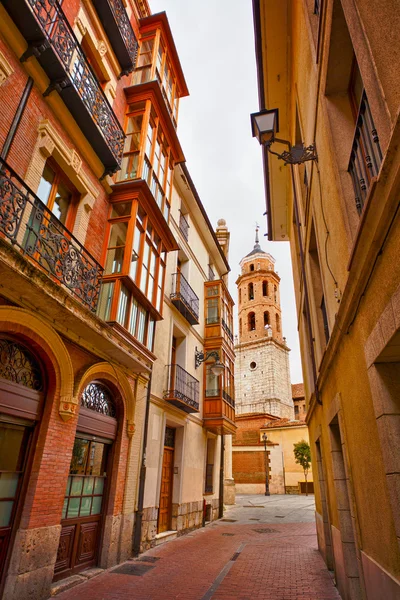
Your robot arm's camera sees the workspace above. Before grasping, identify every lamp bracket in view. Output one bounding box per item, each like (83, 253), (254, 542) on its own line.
(266, 139), (318, 166)
(195, 347), (220, 369)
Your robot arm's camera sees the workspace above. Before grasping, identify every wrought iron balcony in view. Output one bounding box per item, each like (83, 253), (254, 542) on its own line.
(0, 158), (103, 312)
(2, 0), (124, 174)
(92, 0), (138, 76)
(170, 272), (199, 325)
(179, 212), (189, 241)
(164, 364), (199, 413)
(348, 92), (383, 215)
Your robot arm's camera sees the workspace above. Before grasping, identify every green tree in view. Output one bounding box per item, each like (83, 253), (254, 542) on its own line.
(293, 440), (311, 496)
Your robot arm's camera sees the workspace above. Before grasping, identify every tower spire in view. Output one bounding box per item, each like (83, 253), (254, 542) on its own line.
(254, 223), (261, 250)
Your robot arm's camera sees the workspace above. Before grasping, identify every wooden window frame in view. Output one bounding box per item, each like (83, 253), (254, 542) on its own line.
(38, 158), (79, 231)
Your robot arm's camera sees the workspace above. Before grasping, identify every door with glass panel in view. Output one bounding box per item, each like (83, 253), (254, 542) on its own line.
(0, 422), (33, 580)
(54, 382), (117, 580)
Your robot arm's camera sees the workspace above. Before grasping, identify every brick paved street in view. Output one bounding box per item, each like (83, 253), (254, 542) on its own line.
(54, 496), (341, 600)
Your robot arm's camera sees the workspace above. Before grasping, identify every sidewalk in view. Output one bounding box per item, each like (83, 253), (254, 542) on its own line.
(54, 496), (340, 600)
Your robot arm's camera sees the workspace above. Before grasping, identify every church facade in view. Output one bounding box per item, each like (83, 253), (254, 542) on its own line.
(232, 232), (312, 494)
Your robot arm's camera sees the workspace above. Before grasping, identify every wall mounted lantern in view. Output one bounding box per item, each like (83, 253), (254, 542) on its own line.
(195, 347), (225, 376)
(250, 108), (318, 165)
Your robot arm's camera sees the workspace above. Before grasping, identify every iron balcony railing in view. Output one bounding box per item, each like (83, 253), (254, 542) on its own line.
(2, 0), (124, 173)
(0, 159), (103, 312)
(205, 388), (220, 398)
(348, 92), (383, 214)
(223, 390), (235, 408)
(164, 364), (199, 413)
(171, 272), (199, 325)
(92, 0), (138, 75)
(179, 212), (189, 241)
(222, 318), (234, 342)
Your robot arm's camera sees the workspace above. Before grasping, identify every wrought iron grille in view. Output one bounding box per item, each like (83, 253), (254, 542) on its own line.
(0, 158), (103, 312)
(348, 92), (383, 214)
(222, 318), (234, 342)
(223, 390), (235, 408)
(170, 272), (199, 322)
(179, 212), (189, 241)
(208, 264), (215, 281)
(81, 382), (116, 417)
(26, 0), (124, 167)
(106, 0), (138, 71)
(164, 364), (199, 412)
(0, 337), (43, 390)
(164, 426), (176, 448)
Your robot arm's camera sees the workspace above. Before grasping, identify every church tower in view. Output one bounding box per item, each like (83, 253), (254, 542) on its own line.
(234, 229), (294, 418)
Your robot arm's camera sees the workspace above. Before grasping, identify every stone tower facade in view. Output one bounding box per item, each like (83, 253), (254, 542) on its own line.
(234, 230), (294, 419)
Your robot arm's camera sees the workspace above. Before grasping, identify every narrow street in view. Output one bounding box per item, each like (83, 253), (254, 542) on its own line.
(53, 495), (340, 600)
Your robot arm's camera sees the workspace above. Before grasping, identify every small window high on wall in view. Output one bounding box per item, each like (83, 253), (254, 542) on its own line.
(248, 283), (254, 300)
(248, 312), (256, 331)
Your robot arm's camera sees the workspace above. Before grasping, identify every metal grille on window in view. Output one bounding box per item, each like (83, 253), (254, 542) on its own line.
(164, 426), (175, 448)
(81, 382), (116, 417)
(0, 337), (43, 391)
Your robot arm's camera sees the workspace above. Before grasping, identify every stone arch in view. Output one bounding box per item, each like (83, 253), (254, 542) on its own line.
(0, 307), (74, 420)
(74, 363), (137, 437)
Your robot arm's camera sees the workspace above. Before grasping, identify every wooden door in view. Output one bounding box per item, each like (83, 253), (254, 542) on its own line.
(158, 427), (175, 534)
(54, 437), (109, 581)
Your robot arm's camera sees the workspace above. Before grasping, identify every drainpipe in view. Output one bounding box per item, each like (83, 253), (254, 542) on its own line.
(1, 77), (33, 161)
(132, 369), (153, 556)
(218, 434), (224, 518)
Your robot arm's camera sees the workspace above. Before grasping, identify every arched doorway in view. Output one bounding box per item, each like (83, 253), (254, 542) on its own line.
(54, 381), (117, 580)
(0, 337), (44, 582)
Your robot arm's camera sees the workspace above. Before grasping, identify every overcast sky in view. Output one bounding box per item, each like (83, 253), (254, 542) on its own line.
(150, 0), (303, 384)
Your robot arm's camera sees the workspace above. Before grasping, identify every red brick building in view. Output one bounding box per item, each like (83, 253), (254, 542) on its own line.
(0, 1), (206, 598)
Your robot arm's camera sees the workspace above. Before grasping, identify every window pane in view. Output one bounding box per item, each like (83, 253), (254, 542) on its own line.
(80, 496), (92, 517)
(137, 38), (154, 67)
(117, 285), (129, 326)
(105, 222), (128, 274)
(88, 442), (106, 476)
(147, 318), (155, 351)
(70, 477), (83, 496)
(0, 501), (13, 527)
(67, 497), (80, 519)
(70, 439), (90, 474)
(62, 498), (68, 519)
(94, 477), (104, 495)
(65, 476), (72, 496)
(119, 153), (139, 181)
(91, 496), (102, 515)
(129, 298), (138, 336)
(97, 282), (114, 321)
(0, 424), (27, 471)
(37, 163), (55, 206)
(53, 181), (72, 225)
(111, 202), (131, 218)
(0, 473), (19, 499)
(137, 307), (146, 343)
(83, 477), (94, 496)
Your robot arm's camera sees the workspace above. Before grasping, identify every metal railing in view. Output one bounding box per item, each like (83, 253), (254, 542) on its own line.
(171, 272), (199, 323)
(25, 0), (124, 169)
(100, 0), (138, 73)
(164, 364), (199, 412)
(223, 390), (235, 408)
(222, 318), (234, 342)
(179, 212), (189, 241)
(0, 159), (103, 312)
(348, 92), (383, 214)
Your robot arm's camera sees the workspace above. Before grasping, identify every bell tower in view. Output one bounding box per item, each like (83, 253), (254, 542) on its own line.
(237, 227), (283, 344)
(234, 228), (294, 419)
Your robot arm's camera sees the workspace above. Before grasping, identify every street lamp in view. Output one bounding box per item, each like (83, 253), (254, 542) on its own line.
(250, 108), (318, 165)
(262, 432), (270, 497)
(194, 347), (225, 376)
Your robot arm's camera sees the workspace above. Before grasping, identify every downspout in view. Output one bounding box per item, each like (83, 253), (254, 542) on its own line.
(133, 369), (153, 556)
(218, 434), (224, 518)
(1, 76), (33, 160)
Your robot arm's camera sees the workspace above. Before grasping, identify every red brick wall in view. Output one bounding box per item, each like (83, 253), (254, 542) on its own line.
(233, 415), (276, 446)
(233, 451), (270, 484)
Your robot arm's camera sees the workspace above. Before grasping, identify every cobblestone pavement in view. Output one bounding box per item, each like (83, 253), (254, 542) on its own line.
(55, 495), (341, 600)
